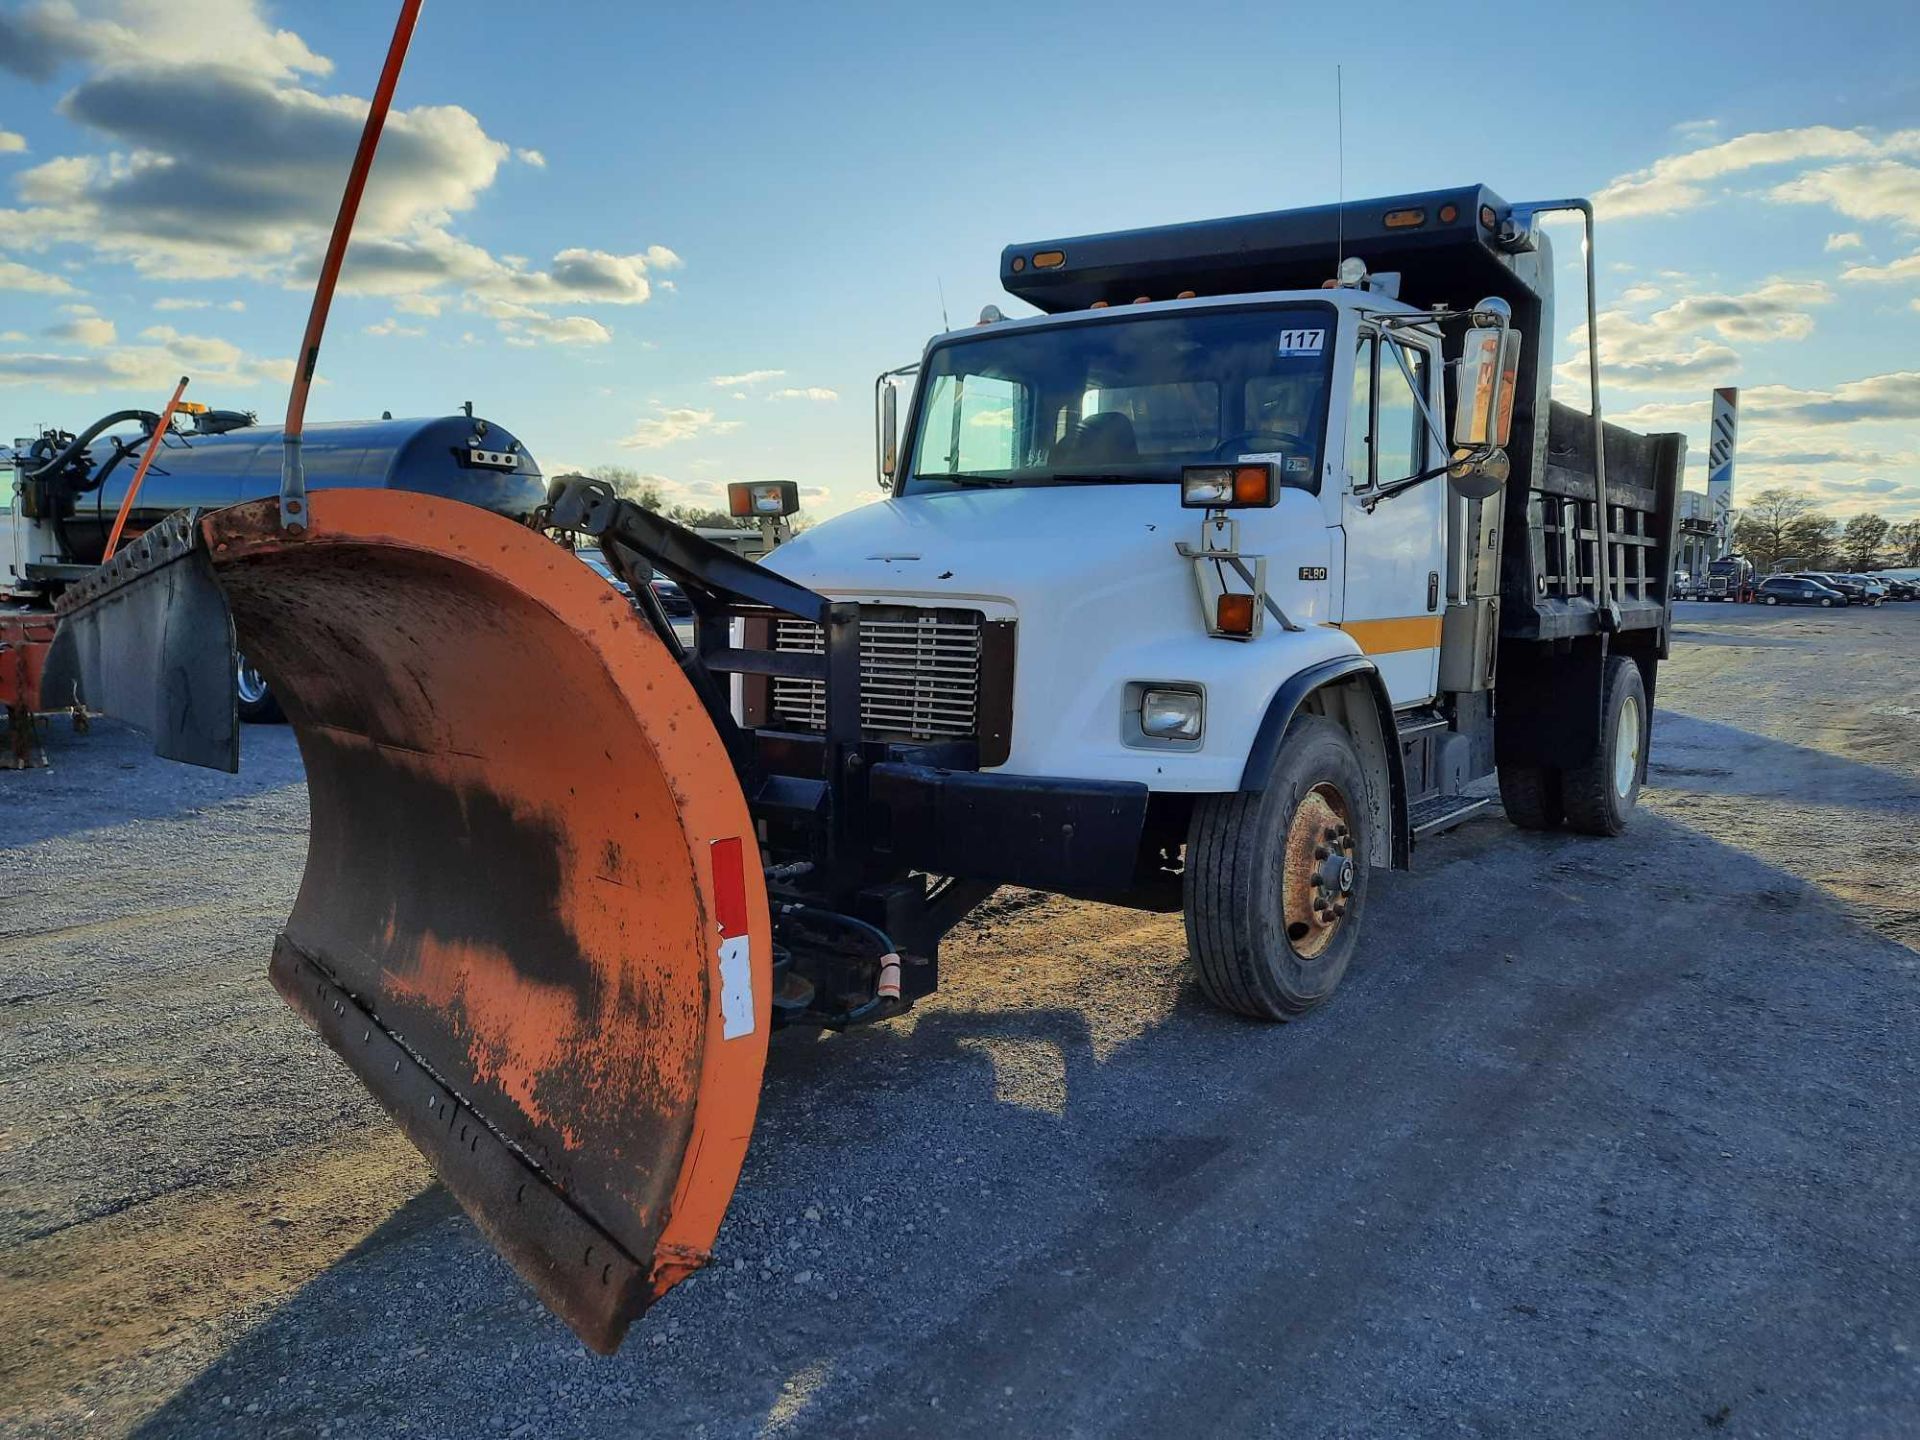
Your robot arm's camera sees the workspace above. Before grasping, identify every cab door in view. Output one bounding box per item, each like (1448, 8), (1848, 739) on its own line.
(1339, 329), (1446, 706)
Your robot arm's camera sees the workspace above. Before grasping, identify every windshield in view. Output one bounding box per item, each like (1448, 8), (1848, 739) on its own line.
(903, 305), (1336, 494)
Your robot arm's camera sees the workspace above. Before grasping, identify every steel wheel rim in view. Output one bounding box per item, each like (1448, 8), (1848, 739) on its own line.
(235, 657), (270, 706)
(1282, 782), (1355, 960)
(1614, 693), (1642, 797)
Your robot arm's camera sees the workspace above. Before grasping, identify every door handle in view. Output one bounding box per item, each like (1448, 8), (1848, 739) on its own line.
(1427, 571), (1439, 612)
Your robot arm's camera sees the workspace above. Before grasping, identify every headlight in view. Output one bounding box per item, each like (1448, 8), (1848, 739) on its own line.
(1140, 687), (1203, 740)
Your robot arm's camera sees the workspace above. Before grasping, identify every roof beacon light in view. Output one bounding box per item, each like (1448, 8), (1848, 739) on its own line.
(1337, 256), (1369, 288)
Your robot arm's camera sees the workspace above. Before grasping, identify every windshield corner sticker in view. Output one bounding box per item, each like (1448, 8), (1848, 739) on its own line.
(1285, 455), (1312, 474)
(1276, 328), (1326, 357)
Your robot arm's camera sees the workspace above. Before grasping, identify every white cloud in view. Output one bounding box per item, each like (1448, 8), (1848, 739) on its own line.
(364, 317), (424, 338)
(1, 322), (291, 392)
(1614, 370), (1920, 431)
(469, 296), (612, 347)
(0, 0), (331, 82)
(771, 386), (838, 402)
(0, 130), (25, 153)
(710, 368), (785, 388)
(1559, 278), (1832, 390)
(393, 293), (442, 317)
(1593, 125), (1917, 219)
(0, 255), (76, 293)
(1839, 251), (1920, 284)
(1770, 160), (1920, 229)
(619, 407), (742, 449)
(0, 0), (679, 343)
(152, 295), (244, 311)
(46, 314), (115, 345)
(1825, 232), (1864, 251)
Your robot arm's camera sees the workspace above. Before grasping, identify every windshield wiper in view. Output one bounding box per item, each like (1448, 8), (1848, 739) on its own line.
(1044, 471), (1177, 485)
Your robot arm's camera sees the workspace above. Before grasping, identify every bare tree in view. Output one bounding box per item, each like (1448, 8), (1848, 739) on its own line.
(1840, 512), (1891, 571)
(1732, 488), (1819, 573)
(1890, 517), (1920, 567)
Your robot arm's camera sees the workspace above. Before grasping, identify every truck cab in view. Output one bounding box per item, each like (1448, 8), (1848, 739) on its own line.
(734, 185), (1684, 1020)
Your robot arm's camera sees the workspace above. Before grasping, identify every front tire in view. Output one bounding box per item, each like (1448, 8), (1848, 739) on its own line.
(1184, 716), (1371, 1021)
(1820, 597), (1834, 608)
(1764, 595), (1779, 605)
(1561, 656), (1646, 837)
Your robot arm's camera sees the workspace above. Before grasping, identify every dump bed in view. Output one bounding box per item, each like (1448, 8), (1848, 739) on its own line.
(1503, 403), (1686, 642)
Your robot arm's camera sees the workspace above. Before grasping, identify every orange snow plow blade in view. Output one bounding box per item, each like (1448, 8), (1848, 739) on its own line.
(208, 490), (770, 1352)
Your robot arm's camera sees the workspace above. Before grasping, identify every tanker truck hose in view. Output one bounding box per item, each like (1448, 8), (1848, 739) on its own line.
(774, 904), (905, 1020)
(21, 410), (161, 487)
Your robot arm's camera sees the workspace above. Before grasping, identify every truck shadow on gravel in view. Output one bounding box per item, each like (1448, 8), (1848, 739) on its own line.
(124, 798), (1920, 1440)
(1650, 710), (1920, 817)
(0, 719), (304, 851)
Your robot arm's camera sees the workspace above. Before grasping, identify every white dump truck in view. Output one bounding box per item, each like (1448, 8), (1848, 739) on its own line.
(57, 183), (1684, 1351)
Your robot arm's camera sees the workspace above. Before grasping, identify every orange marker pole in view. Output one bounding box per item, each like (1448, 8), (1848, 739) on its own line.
(102, 375), (190, 560)
(278, 0), (426, 533)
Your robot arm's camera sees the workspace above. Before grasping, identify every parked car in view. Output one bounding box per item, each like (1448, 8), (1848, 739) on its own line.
(1759, 576), (1846, 607)
(1798, 572), (1876, 605)
(1877, 575), (1919, 600)
(1842, 573), (1891, 602)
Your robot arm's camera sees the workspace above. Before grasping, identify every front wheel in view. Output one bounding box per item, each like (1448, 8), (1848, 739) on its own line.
(1184, 716), (1371, 1020)
(1765, 595), (1780, 605)
(1561, 656), (1647, 837)
(1820, 597), (1834, 608)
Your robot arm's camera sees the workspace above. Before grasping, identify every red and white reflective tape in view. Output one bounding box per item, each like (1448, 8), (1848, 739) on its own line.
(708, 837), (755, 1040)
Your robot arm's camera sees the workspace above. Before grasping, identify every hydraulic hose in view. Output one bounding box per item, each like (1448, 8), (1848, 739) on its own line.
(21, 410), (160, 485)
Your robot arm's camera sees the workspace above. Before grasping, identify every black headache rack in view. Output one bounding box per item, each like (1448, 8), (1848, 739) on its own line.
(541, 478), (1153, 1027)
(1002, 184), (1526, 314)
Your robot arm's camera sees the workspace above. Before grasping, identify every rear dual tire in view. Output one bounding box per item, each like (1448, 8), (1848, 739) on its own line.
(1497, 655), (1647, 838)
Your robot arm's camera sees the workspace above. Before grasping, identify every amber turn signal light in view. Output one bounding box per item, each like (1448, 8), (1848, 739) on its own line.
(1216, 593), (1256, 635)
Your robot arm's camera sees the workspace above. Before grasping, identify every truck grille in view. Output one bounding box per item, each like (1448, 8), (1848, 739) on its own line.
(770, 608), (984, 742)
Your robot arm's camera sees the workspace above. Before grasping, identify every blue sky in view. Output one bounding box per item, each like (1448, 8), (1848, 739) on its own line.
(3, 0), (1918, 522)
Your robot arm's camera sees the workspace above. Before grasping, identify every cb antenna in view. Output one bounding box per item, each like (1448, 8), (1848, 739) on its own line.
(937, 276), (951, 332)
(1334, 64), (1346, 280)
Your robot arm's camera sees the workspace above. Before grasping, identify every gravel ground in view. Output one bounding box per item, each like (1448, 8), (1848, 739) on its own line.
(2, 599), (1917, 1439)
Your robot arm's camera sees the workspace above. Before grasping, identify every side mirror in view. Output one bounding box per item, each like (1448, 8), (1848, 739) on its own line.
(1452, 298), (1520, 450)
(1448, 296), (1520, 499)
(877, 379), (899, 487)
(1448, 446), (1510, 500)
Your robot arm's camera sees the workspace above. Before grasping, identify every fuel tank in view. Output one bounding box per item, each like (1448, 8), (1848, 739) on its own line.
(55, 414), (545, 565)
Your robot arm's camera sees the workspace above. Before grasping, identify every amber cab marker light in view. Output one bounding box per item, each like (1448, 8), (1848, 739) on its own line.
(1010, 256), (1026, 272)
(1216, 593), (1256, 635)
(1383, 208), (1426, 229)
(1033, 250), (1066, 269)
(1438, 203), (1458, 224)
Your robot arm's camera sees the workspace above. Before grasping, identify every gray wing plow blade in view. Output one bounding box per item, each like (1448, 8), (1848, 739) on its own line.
(46, 509), (239, 772)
